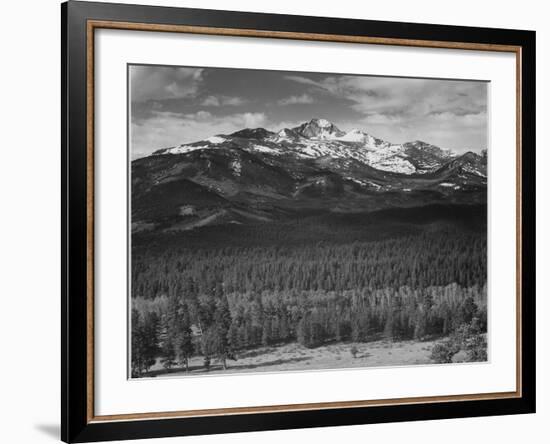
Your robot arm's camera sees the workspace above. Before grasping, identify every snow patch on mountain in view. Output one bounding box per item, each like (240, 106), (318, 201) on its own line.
(463, 165), (486, 177)
(348, 177), (382, 190)
(164, 144), (209, 155)
(248, 144), (282, 155)
(357, 144), (417, 174)
(270, 128), (301, 143)
(316, 119), (332, 128)
(277, 129), (293, 139)
(335, 130), (386, 148)
(230, 160), (242, 176)
(206, 136), (226, 144)
(336, 129), (369, 142)
(366, 154), (416, 174)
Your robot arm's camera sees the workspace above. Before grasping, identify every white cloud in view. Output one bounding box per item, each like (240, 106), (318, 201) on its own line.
(357, 110), (487, 152)
(131, 111), (267, 158)
(362, 113), (401, 125)
(130, 66), (204, 102)
(240, 112), (267, 128)
(224, 97), (246, 106)
(201, 96), (220, 106)
(201, 95), (246, 106)
(277, 94), (315, 105)
(285, 74), (486, 119)
(285, 74), (487, 151)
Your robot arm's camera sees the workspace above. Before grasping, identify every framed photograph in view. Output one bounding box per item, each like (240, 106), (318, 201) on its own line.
(62, 1), (535, 442)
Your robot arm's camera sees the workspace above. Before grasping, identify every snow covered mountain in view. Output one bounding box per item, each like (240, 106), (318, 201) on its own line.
(153, 118), (471, 176)
(135, 119), (486, 232)
(292, 118), (346, 139)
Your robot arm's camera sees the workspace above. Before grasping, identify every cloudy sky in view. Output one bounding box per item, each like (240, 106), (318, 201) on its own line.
(130, 64), (488, 159)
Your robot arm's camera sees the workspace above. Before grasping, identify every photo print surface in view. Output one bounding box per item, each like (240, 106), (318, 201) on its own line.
(129, 65), (488, 378)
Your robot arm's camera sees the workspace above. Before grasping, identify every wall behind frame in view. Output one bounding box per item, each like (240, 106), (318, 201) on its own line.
(0, 0), (546, 443)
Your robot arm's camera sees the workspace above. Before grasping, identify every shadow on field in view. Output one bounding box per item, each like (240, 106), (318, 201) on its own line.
(230, 356), (311, 371)
(145, 356), (312, 377)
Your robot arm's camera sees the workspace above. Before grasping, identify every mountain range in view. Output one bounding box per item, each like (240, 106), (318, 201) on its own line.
(132, 118), (487, 233)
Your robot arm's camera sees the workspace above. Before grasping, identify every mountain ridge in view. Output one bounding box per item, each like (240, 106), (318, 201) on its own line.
(135, 118), (487, 233)
(151, 118), (483, 176)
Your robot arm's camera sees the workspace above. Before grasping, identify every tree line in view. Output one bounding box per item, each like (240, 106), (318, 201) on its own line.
(132, 230), (486, 300)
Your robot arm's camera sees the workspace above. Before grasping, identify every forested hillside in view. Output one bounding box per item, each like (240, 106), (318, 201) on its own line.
(131, 205), (487, 377)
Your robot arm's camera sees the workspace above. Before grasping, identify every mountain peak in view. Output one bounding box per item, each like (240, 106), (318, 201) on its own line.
(405, 140), (432, 148)
(292, 118), (345, 139)
(461, 151), (482, 160)
(311, 118), (332, 128)
(403, 140), (455, 159)
(337, 128), (377, 143)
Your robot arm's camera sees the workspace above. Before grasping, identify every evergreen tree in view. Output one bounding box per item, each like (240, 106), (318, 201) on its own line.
(142, 311), (160, 372)
(175, 303), (194, 372)
(297, 312), (313, 348)
(210, 297), (234, 369)
(261, 317), (271, 346)
(160, 333), (176, 369)
(131, 310), (159, 376)
(131, 308), (146, 377)
(459, 296), (478, 326)
(228, 320), (241, 352)
(351, 310), (369, 342)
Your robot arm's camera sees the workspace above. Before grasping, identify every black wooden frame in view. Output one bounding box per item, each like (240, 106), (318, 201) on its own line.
(62, 1), (536, 442)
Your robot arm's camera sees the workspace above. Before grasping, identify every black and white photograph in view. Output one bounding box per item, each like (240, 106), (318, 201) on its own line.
(129, 65), (488, 378)
(0, 0), (542, 442)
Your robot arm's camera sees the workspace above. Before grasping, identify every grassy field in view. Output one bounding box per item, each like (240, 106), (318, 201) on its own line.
(145, 338), (443, 378)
